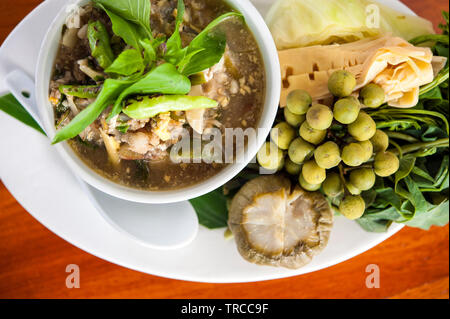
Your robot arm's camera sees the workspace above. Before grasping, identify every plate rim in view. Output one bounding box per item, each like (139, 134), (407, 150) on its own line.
(0, 0), (411, 283)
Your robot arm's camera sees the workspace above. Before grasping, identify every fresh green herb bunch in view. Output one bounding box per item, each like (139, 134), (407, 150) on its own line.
(52, 0), (243, 144)
(358, 12), (450, 232)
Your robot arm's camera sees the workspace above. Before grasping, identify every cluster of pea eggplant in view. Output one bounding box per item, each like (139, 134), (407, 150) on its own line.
(257, 70), (400, 220)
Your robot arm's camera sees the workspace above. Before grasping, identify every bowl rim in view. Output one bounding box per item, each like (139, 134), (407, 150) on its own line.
(35, 0), (281, 204)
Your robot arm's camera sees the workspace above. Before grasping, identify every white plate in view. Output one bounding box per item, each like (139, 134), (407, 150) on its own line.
(0, 0), (408, 283)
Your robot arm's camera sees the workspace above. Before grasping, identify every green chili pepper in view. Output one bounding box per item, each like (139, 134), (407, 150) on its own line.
(123, 95), (218, 119)
(88, 21), (115, 69)
(59, 85), (102, 99)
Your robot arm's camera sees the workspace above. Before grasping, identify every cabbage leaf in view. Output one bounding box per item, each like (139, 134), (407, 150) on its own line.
(266, 0), (434, 49)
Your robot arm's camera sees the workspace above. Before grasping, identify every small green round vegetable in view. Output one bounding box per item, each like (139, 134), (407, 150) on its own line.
(339, 195), (366, 220)
(350, 168), (376, 191)
(306, 104), (334, 130)
(285, 158), (302, 175)
(302, 160), (327, 185)
(360, 83), (385, 108)
(299, 122), (327, 145)
(346, 182), (362, 195)
(348, 111), (377, 141)
(371, 130), (389, 153)
(299, 174), (322, 192)
(374, 151), (400, 177)
(342, 143), (366, 167)
(314, 141), (341, 169)
(288, 137), (315, 164)
(284, 107), (306, 127)
(323, 172), (344, 197)
(270, 122), (296, 150)
(328, 70), (356, 97)
(257, 142), (284, 171)
(359, 140), (374, 163)
(333, 97), (360, 124)
(286, 89), (312, 115)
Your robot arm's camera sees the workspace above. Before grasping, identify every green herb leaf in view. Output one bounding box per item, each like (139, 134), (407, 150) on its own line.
(123, 95), (218, 119)
(108, 63), (191, 119)
(165, 0), (185, 64)
(140, 38), (156, 66)
(404, 199), (449, 230)
(189, 188), (229, 229)
(356, 215), (394, 233)
(0, 93), (46, 135)
(105, 49), (145, 76)
(52, 78), (136, 144)
(93, 0), (152, 39)
(395, 154), (416, 195)
(180, 34), (226, 77)
(99, 5), (143, 49)
(178, 12), (243, 76)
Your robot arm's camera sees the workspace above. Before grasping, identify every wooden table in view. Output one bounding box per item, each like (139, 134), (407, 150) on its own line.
(0, 0), (449, 299)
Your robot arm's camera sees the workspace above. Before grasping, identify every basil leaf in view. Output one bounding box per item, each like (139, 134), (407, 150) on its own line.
(99, 5), (142, 49)
(140, 39), (156, 66)
(180, 33), (226, 76)
(108, 63), (191, 119)
(179, 12), (243, 76)
(189, 188), (229, 229)
(123, 95), (217, 119)
(165, 0), (185, 64)
(176, 48), (205, 74)
(93, 0), (152, 39)
(395, 154), (416, 195)
(405, 200), (449, 230)
(105, 49), (144, 76)
(0, 93), (46, 135)
(53, 78), (136, 144)
(356, 216), (394, 233)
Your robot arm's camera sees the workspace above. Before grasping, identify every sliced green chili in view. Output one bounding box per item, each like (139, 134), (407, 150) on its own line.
(59, 85), (102, 99)
(88, 20), (115, 69)
(123, 95), (218, 119)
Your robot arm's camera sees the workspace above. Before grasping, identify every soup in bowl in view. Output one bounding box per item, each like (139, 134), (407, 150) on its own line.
(36, 0), (280, 203)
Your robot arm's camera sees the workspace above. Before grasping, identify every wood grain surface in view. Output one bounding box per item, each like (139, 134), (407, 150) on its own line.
(0, 0), (449, 299)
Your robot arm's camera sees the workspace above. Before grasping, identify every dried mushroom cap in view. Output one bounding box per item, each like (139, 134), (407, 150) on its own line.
(228, 176), (333, 269)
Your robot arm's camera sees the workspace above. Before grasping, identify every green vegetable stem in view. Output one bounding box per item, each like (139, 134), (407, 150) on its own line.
(390, 138), (449, 156)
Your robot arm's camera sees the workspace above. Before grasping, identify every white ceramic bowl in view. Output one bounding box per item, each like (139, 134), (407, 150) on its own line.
(35, 0), (280, 204)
